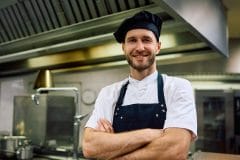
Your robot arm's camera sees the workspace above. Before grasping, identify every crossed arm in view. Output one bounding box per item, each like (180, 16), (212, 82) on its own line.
(82, 119), (192, 160)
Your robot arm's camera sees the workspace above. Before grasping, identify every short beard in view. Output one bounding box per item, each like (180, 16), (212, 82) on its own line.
(126, 53), (155, 72)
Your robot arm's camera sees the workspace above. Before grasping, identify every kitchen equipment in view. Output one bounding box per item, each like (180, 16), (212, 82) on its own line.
(13, 95), (75, 148)
(16, 145), (33, 160)
(0, 136), (33, 159)
(33, 69), (54, 89)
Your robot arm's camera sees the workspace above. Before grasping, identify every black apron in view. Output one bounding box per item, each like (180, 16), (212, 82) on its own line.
(112, 74), (167, 133)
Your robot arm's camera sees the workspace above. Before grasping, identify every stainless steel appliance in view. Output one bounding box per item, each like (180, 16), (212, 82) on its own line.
(0, 135), (33, 159)
(13, 95), (75, 148)
(195, 90), (235, 153)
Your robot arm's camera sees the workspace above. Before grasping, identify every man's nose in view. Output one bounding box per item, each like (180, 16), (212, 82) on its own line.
(135, 41), (145, 51)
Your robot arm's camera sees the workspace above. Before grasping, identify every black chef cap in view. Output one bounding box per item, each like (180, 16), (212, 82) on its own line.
(113, 11), (163, 43)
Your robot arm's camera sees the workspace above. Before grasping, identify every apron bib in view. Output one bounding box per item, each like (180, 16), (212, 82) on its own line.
(113, 74), (167, 133)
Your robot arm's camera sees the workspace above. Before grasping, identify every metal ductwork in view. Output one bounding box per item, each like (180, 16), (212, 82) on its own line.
(0, 0), (228, 76)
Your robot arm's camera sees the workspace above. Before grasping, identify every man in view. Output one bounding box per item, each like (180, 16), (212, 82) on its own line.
(82, 11), (197, 160)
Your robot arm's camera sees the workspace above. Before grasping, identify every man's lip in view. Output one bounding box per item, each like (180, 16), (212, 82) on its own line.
(133, 55), (146, 61)
(132, 54), (148, 57)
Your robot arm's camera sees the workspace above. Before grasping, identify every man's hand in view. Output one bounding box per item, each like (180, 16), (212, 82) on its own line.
(82, 120), (163, 159)
(96, 118), (114, 133)
(113, 128), (192, 160)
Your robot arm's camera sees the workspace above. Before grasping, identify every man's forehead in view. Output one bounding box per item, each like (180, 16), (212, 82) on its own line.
(125, 29), (156, 38)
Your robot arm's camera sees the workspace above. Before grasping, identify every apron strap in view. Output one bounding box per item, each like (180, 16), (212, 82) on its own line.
(157, 74), (166, 108)
(116, 81), (129, 106)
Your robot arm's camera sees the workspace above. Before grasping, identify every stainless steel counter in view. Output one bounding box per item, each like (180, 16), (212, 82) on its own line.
(191, 151), (240, 160)
(0, 153), (87, 160)
(0, 156), (88, 160)
(33, 156), (87, 160)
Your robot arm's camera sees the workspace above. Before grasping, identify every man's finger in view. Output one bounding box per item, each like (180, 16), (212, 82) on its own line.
(99, 118), (114, 133)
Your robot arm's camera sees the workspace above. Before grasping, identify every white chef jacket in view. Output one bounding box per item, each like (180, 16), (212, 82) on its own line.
(85, 71), (197, 137)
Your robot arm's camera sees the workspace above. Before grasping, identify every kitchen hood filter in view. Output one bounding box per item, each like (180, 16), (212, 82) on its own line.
(33, 69), (54, 89)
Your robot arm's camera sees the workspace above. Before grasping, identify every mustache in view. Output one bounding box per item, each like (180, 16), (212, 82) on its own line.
(131, 51), (149, 57)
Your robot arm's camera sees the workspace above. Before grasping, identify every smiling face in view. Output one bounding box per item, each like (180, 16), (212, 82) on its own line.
(122, 29), (161, 74)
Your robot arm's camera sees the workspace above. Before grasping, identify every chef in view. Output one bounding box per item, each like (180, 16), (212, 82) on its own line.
(82, 11), (197, 160)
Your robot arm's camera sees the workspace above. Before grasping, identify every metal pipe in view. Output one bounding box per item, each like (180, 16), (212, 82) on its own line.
(31, 87), (81, 160)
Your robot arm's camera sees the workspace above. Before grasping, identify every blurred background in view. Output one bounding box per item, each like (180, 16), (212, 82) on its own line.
(0, 0), (239, 159)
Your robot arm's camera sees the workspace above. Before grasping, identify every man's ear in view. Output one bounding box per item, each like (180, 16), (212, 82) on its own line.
(122, 43), (125, 51)
(156, 42), (161, 54)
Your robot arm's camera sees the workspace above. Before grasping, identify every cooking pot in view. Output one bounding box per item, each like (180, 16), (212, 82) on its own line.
(0, 136), (33, 159)
(16, 145), (33, 160)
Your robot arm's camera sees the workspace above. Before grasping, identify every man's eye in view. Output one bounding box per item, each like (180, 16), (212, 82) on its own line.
(127, 39), (136, 43)
(143, 39), (151, 42)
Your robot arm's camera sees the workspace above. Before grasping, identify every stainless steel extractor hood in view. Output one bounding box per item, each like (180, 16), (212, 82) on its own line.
(0, 0), (228, 76)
